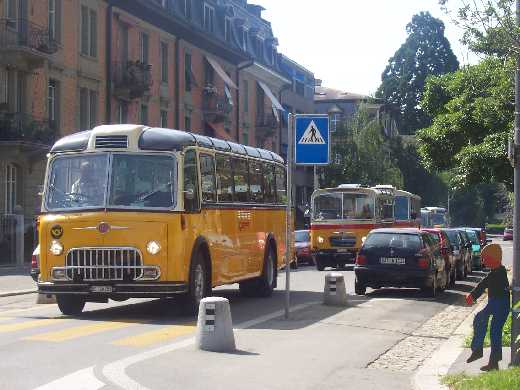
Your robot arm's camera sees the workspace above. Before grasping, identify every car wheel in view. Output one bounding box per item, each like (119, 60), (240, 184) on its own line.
(56, 295), (86, 316)
(450, 266), (457, 287)
(354, 279), (366, 295)
(443, 269), (450, 291)
(182, 250), (211, 315)
(316, 257), (325, 271)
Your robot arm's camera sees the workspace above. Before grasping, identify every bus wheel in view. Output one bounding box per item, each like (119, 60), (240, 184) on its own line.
(240, 246), (276, 298)
(182, 251), (211, 315)
(56, 295), (86, 316)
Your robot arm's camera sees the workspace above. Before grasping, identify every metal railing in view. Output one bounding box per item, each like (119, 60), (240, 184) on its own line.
(202, 93), (233, 121)
(112, 61), (153, 99)
(0, 18), (58, 54)
(0, 112), (57, 144)
(256, 112), (278, 129)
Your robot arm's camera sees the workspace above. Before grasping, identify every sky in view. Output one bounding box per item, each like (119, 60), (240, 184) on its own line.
(254, 0), (479, 96)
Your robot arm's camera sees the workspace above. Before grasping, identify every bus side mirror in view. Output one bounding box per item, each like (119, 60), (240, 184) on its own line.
(183, 185), (195, 201)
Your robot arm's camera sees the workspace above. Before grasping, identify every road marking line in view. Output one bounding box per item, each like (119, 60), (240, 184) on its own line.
(112, 323), (197, 347)
(24, 320), (137, 342)
(0, 318), (67, 333)
(102, 302), (316, 390)
(33, 366), (104, 390)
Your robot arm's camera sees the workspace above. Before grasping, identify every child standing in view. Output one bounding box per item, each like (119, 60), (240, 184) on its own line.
(465, 244), (511, 371)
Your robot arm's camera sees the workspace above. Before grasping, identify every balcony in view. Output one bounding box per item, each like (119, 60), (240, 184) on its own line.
(202, 86), (232, 123)
(256, 112), (278, 132)
(0, 19), (58, 70)
(112, 61), (153, 100)
(0, 111), (57, 145)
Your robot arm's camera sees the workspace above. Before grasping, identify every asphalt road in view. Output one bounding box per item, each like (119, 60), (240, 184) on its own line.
(0, 239), (511, 390)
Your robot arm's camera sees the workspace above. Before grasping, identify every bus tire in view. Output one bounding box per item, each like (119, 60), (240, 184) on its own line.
(239, 246), (276, 298)
(56, 295), (86, 316)
(182, 249), (211, 315)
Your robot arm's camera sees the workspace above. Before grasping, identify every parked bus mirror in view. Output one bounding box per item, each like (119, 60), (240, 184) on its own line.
(184, 185), (195, 201)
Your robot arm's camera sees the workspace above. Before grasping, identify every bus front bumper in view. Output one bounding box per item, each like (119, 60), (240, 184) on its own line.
(37, 282), (189, 298)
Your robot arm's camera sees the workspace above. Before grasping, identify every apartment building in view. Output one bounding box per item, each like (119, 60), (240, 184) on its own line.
(0, 0), (312, 264)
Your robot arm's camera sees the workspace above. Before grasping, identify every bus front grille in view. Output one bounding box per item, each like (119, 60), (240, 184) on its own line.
(65, 247), (143, 281)
(329, 235), (356, 247)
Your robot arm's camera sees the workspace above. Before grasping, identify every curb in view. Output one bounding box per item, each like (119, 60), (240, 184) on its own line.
(413, 300), (486, 390)
(0, 289), (37, 298)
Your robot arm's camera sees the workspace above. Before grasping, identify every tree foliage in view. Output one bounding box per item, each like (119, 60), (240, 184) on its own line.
(416, 57), (514, 189)
(376, 12), (459, 134)
(321, 106), (403, 189)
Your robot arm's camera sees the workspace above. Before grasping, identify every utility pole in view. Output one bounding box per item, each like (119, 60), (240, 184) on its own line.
(512, 0), (520, 367)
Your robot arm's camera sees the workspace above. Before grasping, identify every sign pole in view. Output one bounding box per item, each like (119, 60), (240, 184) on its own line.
(285, 114), (294, 320)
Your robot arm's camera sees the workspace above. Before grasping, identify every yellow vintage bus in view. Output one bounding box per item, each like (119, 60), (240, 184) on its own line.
(373, 186), (421, 228)
(310, 184), (394, 270)
(37, 124), (287, 315)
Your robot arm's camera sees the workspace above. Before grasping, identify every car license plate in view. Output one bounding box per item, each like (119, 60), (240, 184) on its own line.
(380, 257), (406, 265)
(336, 249), (349, 253)
(91, 286), (113, 293)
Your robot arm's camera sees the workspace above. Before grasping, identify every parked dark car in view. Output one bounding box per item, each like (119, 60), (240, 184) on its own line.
(354, 228), (448, 297)
(294, 230), (314, 265)
(457, 229), (474, 275)
(463, 229), (482, 270)
(465, 227), (488, 247)
(503, 227), (513, 241)
(422, 228), (456, 288)
(441, 229), (471, 280)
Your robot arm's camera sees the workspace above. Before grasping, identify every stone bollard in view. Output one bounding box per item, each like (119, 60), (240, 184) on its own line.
(196, 297), (236, 352)
(323, 272), (348, 306)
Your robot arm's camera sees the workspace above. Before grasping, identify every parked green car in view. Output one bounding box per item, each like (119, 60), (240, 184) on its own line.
(463, 229), (482, 270)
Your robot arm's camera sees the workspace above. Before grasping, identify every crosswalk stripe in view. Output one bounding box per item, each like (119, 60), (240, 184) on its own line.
(24, 320), (137, 342)
(112, 323), (196, 347)
(0, 317), (14, 323)
(0, 318), (67, 333)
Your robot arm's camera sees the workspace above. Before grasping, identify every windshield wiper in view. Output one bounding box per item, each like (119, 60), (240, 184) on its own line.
(138, 181), (173, 202)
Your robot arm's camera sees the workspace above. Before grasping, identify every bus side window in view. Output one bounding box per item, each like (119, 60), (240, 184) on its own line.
(232, 157), (249, 203)
(263, 163), (276, 204)
(216, 154), (234, 202)
(183, 149), (200, 212)
(274, 165), (287, 204)
(249, 160), (264, 203)
(200, 153), (216, 203)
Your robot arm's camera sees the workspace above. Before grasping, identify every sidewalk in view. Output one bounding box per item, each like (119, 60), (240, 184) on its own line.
(0, 266), (36, 297)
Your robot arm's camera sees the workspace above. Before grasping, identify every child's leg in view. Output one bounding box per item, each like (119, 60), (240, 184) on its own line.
(471, 303), (491, 353)
(489, 297), (511, 363)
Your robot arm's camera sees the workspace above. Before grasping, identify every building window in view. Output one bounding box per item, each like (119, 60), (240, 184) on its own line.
(204, 60), (214, 87)
(225, 17), (232, 43)
(334, 153), (342, 164)
(255, 37), (264, 59)
(160, 42), (168, 83)
(294, 80), (304, 96)
(330, 113), (341, 133)
(242, 28), (248, 51)
(184, 52), (192, 92)
(48, 0), (62, 42)
(203, 4), (215, 33)
(160, 110), (168, 128)
(6, 0), (17, 28)
(184, 111), (191, 131)
(80, 6), (97, 57)
(243, 80), (249, 113)
(118, 101), (128, 123)
(119, 23), (129, 63)
(140, 104), (148, 125)
(79, 88), (98, 130)
(48, 79), (59, 129)
(5, 163), (17, 214)
(242, 129), (249, 145)
(182, 0), (192, 19)
(140, 32), (149, 64)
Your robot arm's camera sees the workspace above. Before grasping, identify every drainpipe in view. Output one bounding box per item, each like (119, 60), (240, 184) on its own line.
(105, 4), (113, 123)
(236, 60), (254, 142)
(174, 37), (181, 129)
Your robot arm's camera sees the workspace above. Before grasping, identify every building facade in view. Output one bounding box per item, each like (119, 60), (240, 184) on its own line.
(0, 0), (311, 264)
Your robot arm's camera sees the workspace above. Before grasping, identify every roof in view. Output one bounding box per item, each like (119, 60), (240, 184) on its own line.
(314, 86), (376, 102)
(50, 127), (285, 164)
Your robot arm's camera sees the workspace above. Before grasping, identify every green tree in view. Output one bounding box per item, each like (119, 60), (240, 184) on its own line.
(416, 57), (514, 189)
(376, 12), (459, 134)
(321, 106), (403, 188)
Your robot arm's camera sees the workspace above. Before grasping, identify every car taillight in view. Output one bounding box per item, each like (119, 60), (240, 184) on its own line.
(417, 257), (429, 269)
(31, 254), (39, 269)
(356, 254), (367, 265)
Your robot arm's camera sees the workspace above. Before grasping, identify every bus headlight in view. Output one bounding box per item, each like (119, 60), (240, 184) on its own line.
(318, 236), (325, 244)
(50, 240), (63, 256)
(146, 241), (161, 255)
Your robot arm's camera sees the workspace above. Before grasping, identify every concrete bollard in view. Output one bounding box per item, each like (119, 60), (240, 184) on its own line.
(323, 272), (348, 306)
(196, 297), (236, 352)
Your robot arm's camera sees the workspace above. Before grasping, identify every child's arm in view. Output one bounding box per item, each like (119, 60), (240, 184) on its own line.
(469, 273), (490, 301)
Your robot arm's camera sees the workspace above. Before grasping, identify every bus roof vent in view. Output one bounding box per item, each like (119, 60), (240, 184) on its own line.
(95, 135), (128, 149)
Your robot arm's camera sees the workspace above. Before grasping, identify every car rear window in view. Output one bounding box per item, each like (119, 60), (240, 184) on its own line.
(444, 230), (460, 244)
(295, 231), (310, 242)
(364, 233), (422, 250)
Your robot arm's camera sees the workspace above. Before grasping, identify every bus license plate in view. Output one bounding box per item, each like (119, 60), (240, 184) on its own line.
(91, 286), (113, 293)
(380, 257), (406, 265)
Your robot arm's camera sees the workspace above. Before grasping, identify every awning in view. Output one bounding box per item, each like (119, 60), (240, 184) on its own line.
(258, 81), (284, 111)
(205, 56), (238, 90)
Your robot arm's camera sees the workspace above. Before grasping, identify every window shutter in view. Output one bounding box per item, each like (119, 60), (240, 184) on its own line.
(90, 10), (97, 57)
(80, 6), (89, 55)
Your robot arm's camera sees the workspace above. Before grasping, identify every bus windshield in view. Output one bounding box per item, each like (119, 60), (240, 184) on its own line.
(46, 153), (177, 210)
(431, 213), (446, 226)
(395, 196), (409, 220)
(313, 192), (373, 220)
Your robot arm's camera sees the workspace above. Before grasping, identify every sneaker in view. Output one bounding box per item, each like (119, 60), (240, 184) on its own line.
(466, 350), (483, 363)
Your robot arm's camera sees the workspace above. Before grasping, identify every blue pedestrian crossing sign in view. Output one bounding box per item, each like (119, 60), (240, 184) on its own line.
(294, 115), (330, 165)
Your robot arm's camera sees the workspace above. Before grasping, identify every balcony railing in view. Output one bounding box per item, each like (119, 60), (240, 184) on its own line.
(0, 18), (58, 56)
(203, 88), (232, 123)
(256, 112), (278, 130)
(113, 61), (153, 100)
(0, 112), (57, 145)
